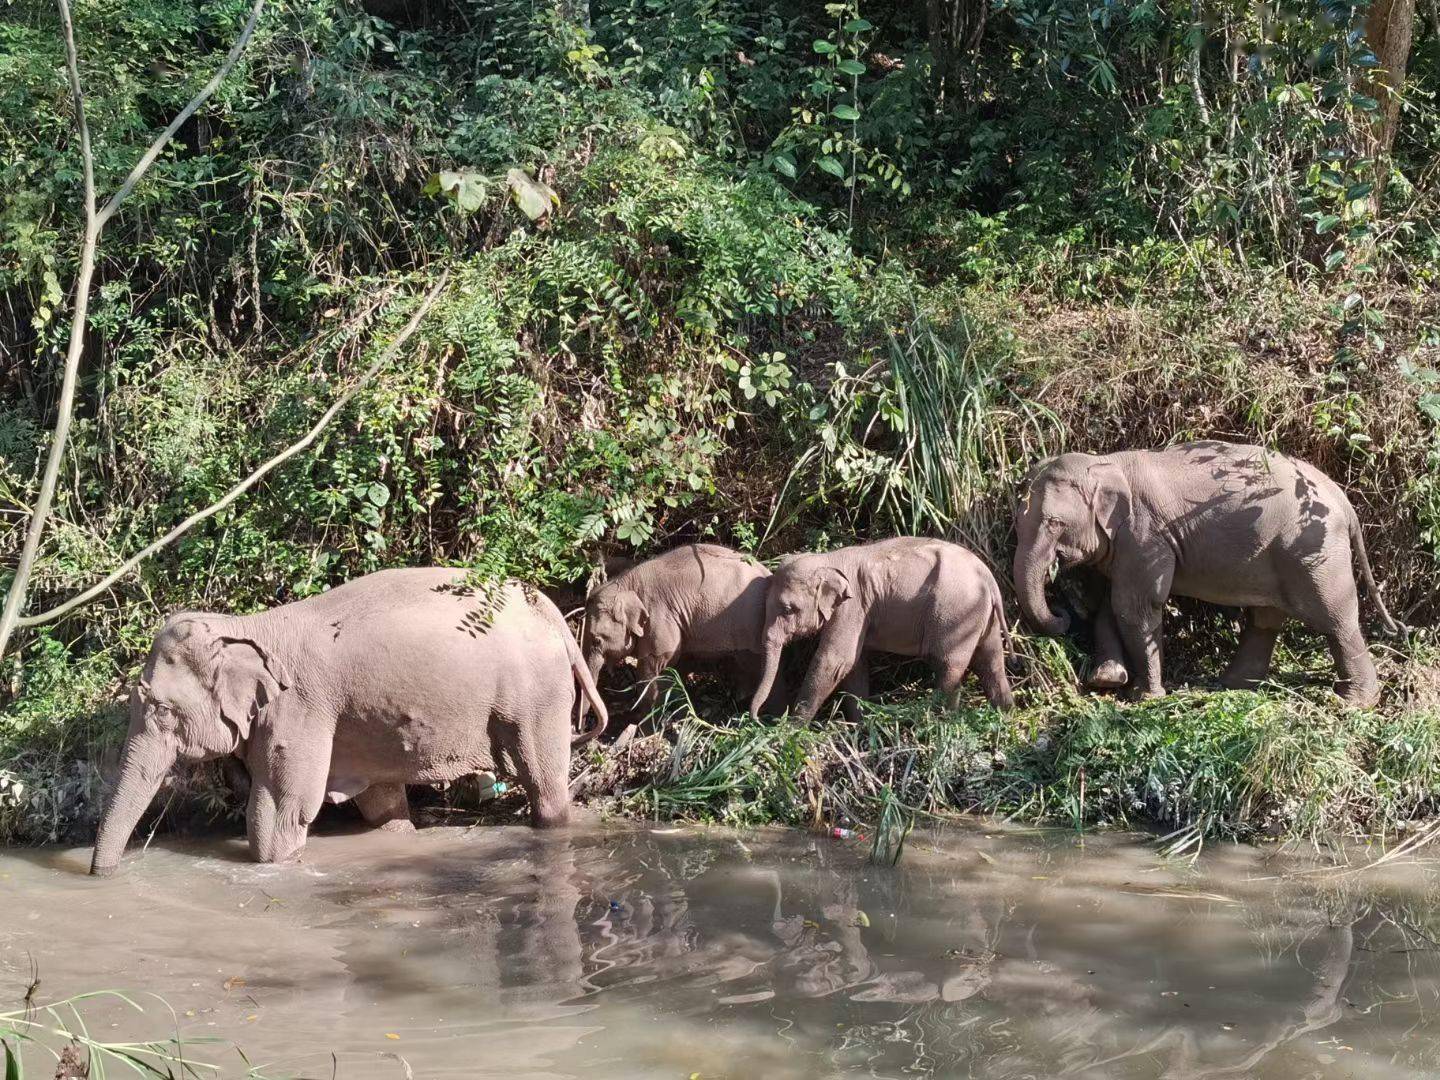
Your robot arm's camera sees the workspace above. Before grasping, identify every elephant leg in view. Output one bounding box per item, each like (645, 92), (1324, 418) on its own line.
(1087, 593), (1130, 689)
(936, 636), (979, 712)
(353, 783), (414, 833)
(512, 707), (574, 828)
(1220, 607), (1286, 690)
(795, 610), (867, 722)
(1327, 627), (1380, 708)
(970, 621), (1014, 711)
(1111, 555), (1172, 700)
(838, 655), (869, 724)
(1289, 569), (1380, 707)
(245, 713), (331, 864)
(630, 652), (674, 721)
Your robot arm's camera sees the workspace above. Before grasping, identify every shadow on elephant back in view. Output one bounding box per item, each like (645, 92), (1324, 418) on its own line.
(89, 567), (606, 876)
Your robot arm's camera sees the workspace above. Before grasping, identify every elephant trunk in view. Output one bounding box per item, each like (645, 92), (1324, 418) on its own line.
(90, 732), (177, 876)
(749, 630), (785, 718)
(1014, 531), (1070, 636)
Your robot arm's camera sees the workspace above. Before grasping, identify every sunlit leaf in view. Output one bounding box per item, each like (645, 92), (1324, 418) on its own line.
(505, 168), (561, 221)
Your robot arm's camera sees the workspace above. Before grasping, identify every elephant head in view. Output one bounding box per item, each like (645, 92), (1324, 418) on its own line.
(581, 588), (649, 684)
(1013, 454), (1130, 636)
(749, 559), (851, 717)
(90, 614), (289, 876)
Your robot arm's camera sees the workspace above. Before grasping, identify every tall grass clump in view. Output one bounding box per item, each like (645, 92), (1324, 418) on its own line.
(1, 991), (272, 1078)
(624, 653), (1440, 848)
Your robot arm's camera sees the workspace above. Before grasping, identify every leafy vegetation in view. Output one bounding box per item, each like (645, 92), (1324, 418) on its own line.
(1, 0), (1437, 845)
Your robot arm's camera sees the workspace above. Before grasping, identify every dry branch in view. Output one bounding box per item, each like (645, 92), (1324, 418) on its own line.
(17, 273), (450, 629)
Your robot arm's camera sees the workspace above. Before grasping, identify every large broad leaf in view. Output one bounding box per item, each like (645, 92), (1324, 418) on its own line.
(816, 156), (846, 178)
(833, 103), (861, 121)
(505, 168), (561, 221)
(425, 169), (492, 214)
(4, 1038), (21, 1080)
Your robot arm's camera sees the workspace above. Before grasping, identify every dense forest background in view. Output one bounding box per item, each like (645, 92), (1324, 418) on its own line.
(2, 0), (1438, 843)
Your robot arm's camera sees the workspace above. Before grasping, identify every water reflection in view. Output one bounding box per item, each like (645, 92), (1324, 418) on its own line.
(2, 824), (1439, 1078)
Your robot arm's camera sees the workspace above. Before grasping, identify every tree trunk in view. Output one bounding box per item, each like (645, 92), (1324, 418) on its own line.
(1363, 0), (1417, 205)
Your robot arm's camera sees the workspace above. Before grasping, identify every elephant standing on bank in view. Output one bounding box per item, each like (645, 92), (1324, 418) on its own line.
(581, 544), (785, 724)
(1013, 440), (1398, 706)
(749, 537), (1014, 722)
(90, 567), (607, 876)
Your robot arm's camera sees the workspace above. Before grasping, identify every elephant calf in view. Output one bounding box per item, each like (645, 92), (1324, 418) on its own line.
(1013, 440), (1398, 705)
(750, 536), (1015, 722)
(582, 543), (785, 723)
(90, 567), (607, 875)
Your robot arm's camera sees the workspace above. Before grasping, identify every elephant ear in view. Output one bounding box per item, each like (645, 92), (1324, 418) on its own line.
(814, 567), (853, 625)
(620, 592), (649, 642)
(211, 634), (291, 746)
(1087, 460), (1132, 541)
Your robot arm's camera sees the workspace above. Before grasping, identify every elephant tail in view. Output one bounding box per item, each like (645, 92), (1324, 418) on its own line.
(1348, 506), (1402, 636)
(990, 577), (1014, 657)
(566, 627), (609, 748)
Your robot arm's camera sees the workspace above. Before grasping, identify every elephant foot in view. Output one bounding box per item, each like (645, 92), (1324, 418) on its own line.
(1336, 681), (1380, 710)
(89, 862), (118, 878)
(1086, 660), (1129, 690)
(1129, 685), (1167, 702)
(1219, 670), (1264, 691)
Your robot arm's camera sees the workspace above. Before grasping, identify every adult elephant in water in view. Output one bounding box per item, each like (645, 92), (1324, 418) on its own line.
(90, 567), (607, 876)
(1012, 440), (1398, 706)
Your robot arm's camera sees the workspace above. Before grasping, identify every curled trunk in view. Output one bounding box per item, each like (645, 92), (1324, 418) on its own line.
(90, 732), (177, 876)
(1014, 532), (1069, 636)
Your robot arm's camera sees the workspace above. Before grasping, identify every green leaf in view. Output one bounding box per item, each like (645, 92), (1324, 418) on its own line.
(843, 17), (874, 31)
(366, 482), (390, 507)
(4, 1039), (20, 1080)
(812, 39), (837, 54)
(832, 103), (861, 121)
(771, 151), (797, 178)
(836, 58), (866, 76)
(816, 155), (846, 178)
(1345, 181), (1374, 202)
(1325, 249), (1347, 271)
(1350, 93), (1379, 111)
(505, 167), (561, 221)
(429, 168), (491, 213)
(1315, 214), (1341, 235)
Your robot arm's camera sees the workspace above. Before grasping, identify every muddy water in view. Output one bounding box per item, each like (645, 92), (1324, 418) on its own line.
(3, 823), (1440, 1079)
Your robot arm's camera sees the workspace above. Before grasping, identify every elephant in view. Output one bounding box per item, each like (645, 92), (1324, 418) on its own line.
(749, 536), (1015, 723)
(581, 543), (785, 725)
(89, 567), (607, 876)
(1012, 440), (1399, 706)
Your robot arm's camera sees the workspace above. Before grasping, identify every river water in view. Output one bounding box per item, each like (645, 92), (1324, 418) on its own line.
(2, 820), (1439, 1078)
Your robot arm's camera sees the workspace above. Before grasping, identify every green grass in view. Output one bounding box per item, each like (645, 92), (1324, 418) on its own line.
(1, 990), (276, 1079)
(623, 643), (1440, 849)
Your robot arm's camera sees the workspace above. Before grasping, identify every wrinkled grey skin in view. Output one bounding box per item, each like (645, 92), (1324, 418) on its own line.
(750, 537), (1014, 722)
(1013, 440), (1398, 706)
(582, 544), (786, 722)
(90, 568), (607, 876)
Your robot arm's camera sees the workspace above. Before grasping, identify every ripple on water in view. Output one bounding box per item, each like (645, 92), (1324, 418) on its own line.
(2, 822), (1438, 1078)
